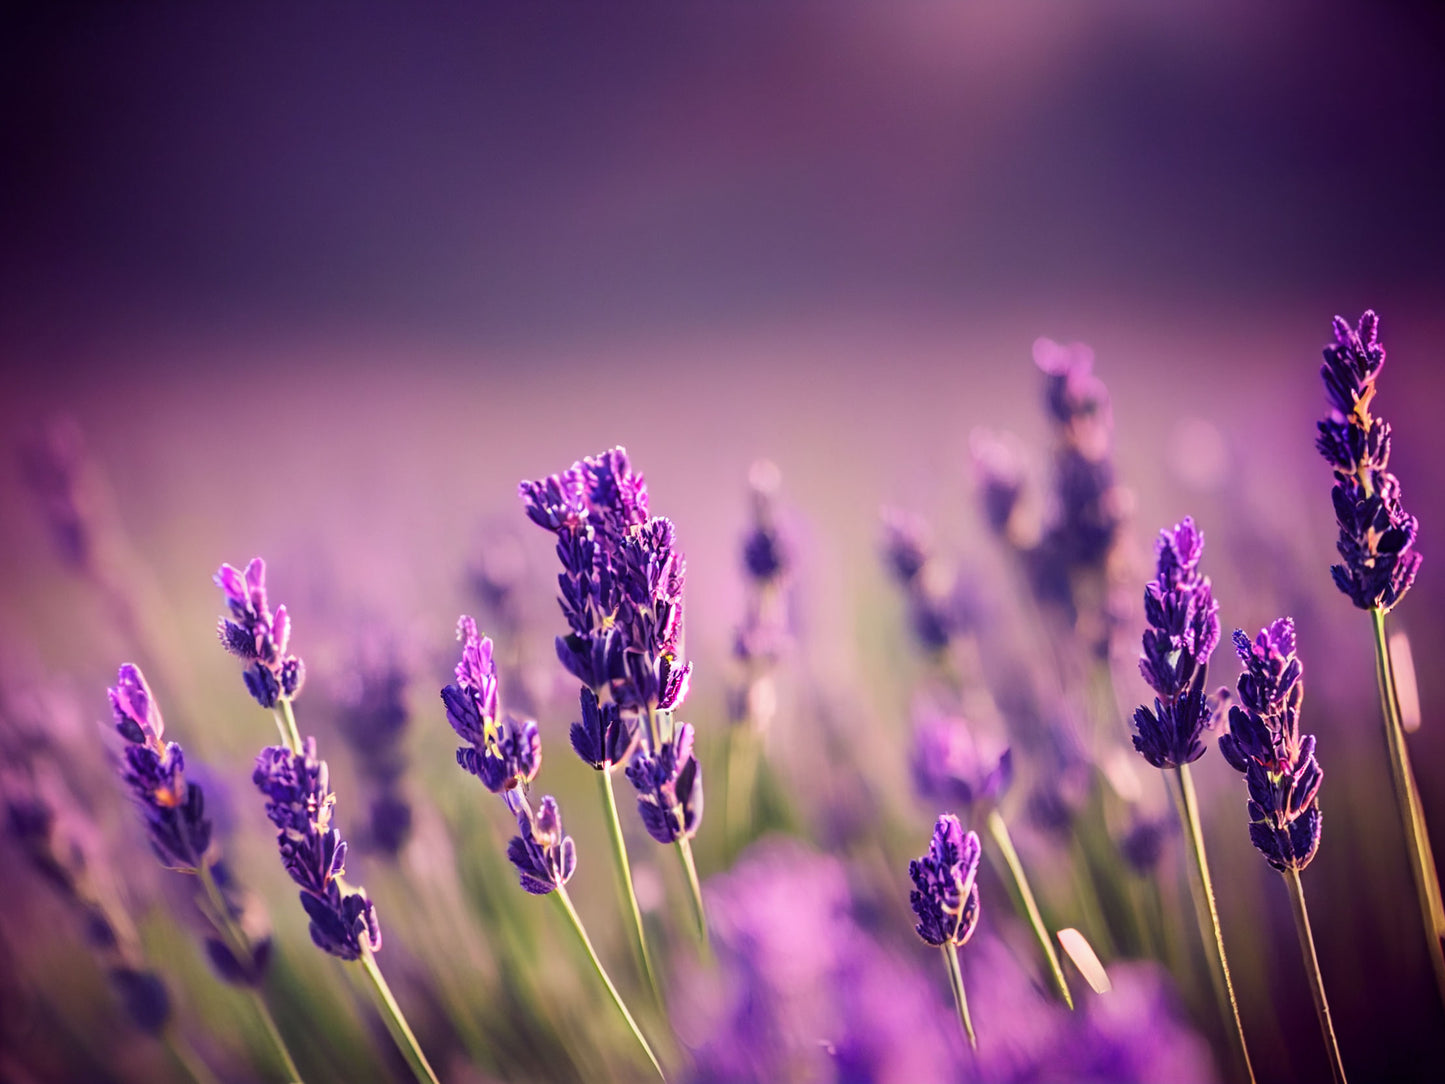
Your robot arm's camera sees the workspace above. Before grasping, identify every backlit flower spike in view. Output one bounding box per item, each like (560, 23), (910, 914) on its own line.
(1218, 619), (1322, 873)
(1131, 517), (1222, 770)
(442, 616), (541, 793)
(507, 795), (578, 895)
(626, 721), (704, 844)
(571, 686), (640, 770)
(214, 557), (305, 708)
(908, 814), (983, 948)
(1316, 310), (1422, 613)
(109, 663), (165, 746)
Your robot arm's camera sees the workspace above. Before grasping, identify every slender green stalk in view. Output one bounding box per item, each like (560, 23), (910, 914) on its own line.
(1174, 764), (1255, 1084)
(197, 864), (304, 1083)
(274, 697), (303, 753)
(985, 809), (1073, 1009)
(554, 887), (666, 1080)
(941, 942), (977, 1051)
(360, 947), (441, 1084)
(599, 768), (663, 1008)
(1283, 868), (1346, 1084)
(165, 1032), (223, 1084)
(1370, 608), (1445, 1003)
(726, 727), (759, 854)
(675, 836), (710, 953)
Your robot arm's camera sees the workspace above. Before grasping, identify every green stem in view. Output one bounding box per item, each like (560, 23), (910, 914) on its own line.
(942, 942), (977, 1051)
(1174, 764), (1255, 1084)
(985, 809), (1073, 1009)
(599, 768), (663, 1009)
(1283, 868), (1347, 1084)
(554, 887), (666, 1080)
(165, 1032), (223, 1084)
(197, 864), (305, 1083)
(675, 836), (710, 953)
(274, 698), (303, 753)
(726, 727), (759, 855)
(360, 947), (441, 1084)
(1370, 607), (1445, 1003)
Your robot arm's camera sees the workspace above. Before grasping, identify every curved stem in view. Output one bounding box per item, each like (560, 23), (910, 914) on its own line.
(985, 809), (1073, 1009)
(674, 836), (710, 953)
(360, 948), (441, 1084)
(554, 887), (666, 1080)
(1174, 765), (1255, 1084)
(599, 769), (663, 1009)
(1284, 868), (1346, 1084)
(197, 864), (305, 1083)
(1371, 608), (1445, 1003)
(942, 943), (977, 1051)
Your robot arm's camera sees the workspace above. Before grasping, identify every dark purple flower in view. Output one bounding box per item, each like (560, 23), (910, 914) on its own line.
(1218, 619), (1323, 872)
(613, 515), (691, 713)
(214, 558), (306, 708)
(109, 662), (164, 746)
(506, 795), (577, 895)
(570, 686), (639, 770)
(1316, 310), (1422, 613)
(908, 814), (983, 948)
(252, 738), (381, 958)
(909, 713), (1013, 813)
(443, 616), (541, 793)
(626, 721), (704, 844)
(335, 633), (412, 856)
(1120, 811), (1175, 874)
(1131, 517), (1222, 770)
(970, 429), (1029, 541)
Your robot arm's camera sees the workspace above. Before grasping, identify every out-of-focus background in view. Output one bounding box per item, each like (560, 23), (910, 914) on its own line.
(2, 3), (1444, 1082)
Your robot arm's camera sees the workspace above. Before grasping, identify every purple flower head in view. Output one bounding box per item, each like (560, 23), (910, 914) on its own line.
(18, 415), (95, 573)
(613, 515), (690, 713)
(1132, 517), (1222, 770)
(506, 795), (577, 894)
(970, 428), (1029, 540)
(1035, 337), (1110, 430)
(443, 616), (541, 793)
(740, 459), (789, 584)
(1120, 811), (1176, 874)
(625, 721), (703, 843)
(1316, 311), (1422, 613)
(880, 507), (931, 585)
(1218, 618), (1322, 872)
(908, 814), (983, 947)
(335, 632), (412, 857)
(110, 665), (212, 872)
(457, 715), (540, 794)
(252, 738), (382, 958)
(214, 558), (305, 708)
(570, 686), (639, 770)
(909, 713), (1013, 813)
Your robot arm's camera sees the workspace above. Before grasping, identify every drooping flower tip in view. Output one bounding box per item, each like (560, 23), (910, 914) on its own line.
(908, 814), (982, 948)
(507, 795), (577, 894)
(109, 663), (163, 746)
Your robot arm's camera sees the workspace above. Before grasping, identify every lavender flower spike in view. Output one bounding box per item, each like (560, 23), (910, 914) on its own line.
(626, 721), (704, 844)
(215, 558), (305, 709)
(1219, 620), (1322, 873)
(507, 795), (578, 894)
(1131, 517), (1221, 770)
(110, 664), (212, 873)
(1316, 311), (1421, 613)
(909, 814), (983, 948)
(442, 616), (542, 793)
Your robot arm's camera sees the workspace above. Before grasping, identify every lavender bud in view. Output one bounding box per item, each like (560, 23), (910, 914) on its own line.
(506, 795), (577, 894)
(443, 617), (541, 793)
(569, 686), (639, 770)
(214, 558), (306, 707)
(626, 721), (704, 844)
(908, 814), (982, 947)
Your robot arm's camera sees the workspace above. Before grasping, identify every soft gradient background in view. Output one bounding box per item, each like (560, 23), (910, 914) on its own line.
(3, 3), (1445, 1083)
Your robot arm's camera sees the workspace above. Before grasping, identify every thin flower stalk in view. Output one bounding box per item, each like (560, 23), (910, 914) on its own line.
(985, 808), (1073, 1009)
(216, 559), (439, 1084)
(909, 814), (983, 1050)
(1314, 311), (1445, 1001)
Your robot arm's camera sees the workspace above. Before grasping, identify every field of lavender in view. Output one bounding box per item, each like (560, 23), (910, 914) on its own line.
(4, 5), (1445, 1084)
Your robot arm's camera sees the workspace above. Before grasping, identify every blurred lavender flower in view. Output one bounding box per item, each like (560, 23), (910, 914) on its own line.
(1119, 810), (1176, 875)
(1218, 620), (1322, 872)
(335, 632), (413, 856)
(215, 558), (305, 708)
(1131, 517), (1222, 770)
(626, 722), (704, 844)
(909, 712), (1013, 814)
(442, 616), (541, 793)
(909, 814), (983, 949)
(970, 428), (1031, 544)
(253, 738), (381, 960)
(507, 794), (577, 895)
(880, 508), (979, 652)
(729, 460), (793, 724)
(17, 415), (95, 573)
(1316, 311), (1421, 613)
(109, 664), (213, 873)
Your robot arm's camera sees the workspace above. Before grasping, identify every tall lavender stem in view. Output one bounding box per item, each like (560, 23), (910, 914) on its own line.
(599, 767), (663, 1005)
(941, 942), (977, 1051)
(984, 809), (1072, 1009)
(1284, 868), (1345, 1083)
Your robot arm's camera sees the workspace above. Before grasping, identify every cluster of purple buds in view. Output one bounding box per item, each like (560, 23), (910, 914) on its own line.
(909, 712), (1013, 814)
(626, 721), (704, 844)
(1315, 310), (1422, 613)
(109, 664), (212, 873)
(442, 617), (576, 895)
(335, 635), (413, 856)
(252, 738), (382, 960)
(880, 508), (979, 653)
(909, 814), (983, 948)
(1218, 619), (1323, 872)
(1131, 517), (1222, 771)
(215, 558), (305, 709)
(570, 685), (639, 770)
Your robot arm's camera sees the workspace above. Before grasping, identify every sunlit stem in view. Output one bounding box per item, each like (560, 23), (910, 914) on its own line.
(1173, 764), (1256, 1084)
(941, 942), (977, 1051)
(1370, 607), (1445, 1004)
(675, 836), (710, 954)
(985, 809), (1073, 1009)
(274, 697), (303, 753)
(554, 887), (667, 1080)
(599, 768), (663, 1009)
(197, 863), (304, 1083)
(360, 947), (441, 1084)
(1284, 868), (1347, 1084)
